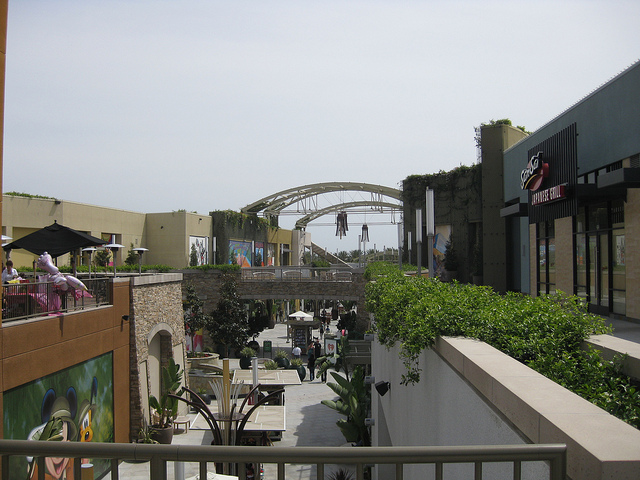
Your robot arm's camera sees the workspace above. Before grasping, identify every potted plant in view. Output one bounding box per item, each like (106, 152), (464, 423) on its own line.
(239, 346), (255, 369)
(148, 357), (184, 444)
(137, 424), (159, 444)
(192, 386), (211, 406)
(274, 349), (290, 368)
(289, 357), (306, 381)
(442, 239), (458, 282)
(264, 360), (278, 370)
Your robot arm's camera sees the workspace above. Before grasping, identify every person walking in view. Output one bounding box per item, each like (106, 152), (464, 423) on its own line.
(307, 343), (315, 381)
(292, 345), (301, 359)
(314, 338), (327, 382)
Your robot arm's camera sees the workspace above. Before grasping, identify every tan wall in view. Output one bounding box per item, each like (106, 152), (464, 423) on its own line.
(2, 195), (146, 268)
(555, 216), (573, 294)
(2, 196), (216, 269)
(145, 211), (212, 268)
(0, 279), (131, 442)
(626, 189), (640, 320)
(529, 224), (537, 297)
(268, 228), (293, 266)
(481, 125), (528, 292)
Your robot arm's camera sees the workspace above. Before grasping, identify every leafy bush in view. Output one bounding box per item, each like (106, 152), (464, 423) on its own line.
(365, 263), (640, 428)
(187, 264), (241, 273)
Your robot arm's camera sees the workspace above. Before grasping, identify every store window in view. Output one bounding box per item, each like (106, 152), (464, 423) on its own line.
(573, 200), (625, 316)
(537, 221), (555, 295)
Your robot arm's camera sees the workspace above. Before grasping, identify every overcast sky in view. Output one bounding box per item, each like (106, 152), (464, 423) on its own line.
(3, 1), (639, 253)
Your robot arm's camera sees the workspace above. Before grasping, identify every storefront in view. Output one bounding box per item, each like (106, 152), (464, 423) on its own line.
(502, 60), (640, 320)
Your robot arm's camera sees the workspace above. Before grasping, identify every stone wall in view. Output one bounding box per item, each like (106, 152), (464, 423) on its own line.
(128, 273), (186, 440)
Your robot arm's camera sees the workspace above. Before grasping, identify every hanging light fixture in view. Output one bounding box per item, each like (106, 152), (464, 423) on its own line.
(336, 211), (348, 238)
(361, 224), (370, 242)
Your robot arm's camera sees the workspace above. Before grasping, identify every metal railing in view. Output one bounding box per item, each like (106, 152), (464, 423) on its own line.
(1, 277), (111, 322)
(0, 440), (567, 480)
(241, 266), (356, 282)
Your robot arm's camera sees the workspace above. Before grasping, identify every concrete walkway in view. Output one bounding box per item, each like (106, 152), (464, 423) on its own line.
(118, 320), (347, 480)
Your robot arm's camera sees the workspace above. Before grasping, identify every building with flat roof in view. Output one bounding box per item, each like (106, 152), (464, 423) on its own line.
(502, 60), (640, 320)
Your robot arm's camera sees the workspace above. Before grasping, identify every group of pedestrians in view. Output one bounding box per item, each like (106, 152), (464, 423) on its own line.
(306, 337), (327, 382)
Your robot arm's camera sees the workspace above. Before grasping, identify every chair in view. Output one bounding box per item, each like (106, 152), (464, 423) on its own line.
(173, 415), (190, 433)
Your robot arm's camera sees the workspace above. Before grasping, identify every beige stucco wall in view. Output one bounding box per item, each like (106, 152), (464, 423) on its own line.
(555, 216), (573, 294)
(2, 195), (146, 268)
(2, 196), (216, 269)
(625, 189), (640, 320)
(145, 211), (212, 268)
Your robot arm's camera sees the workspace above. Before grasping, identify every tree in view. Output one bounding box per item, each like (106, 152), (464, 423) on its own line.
(183, 284), (209, 337)
(337, 251), (350, 262)
(207, 273), (249, 357)
(190, 244), (198, 266)
(94, 249), (110, 269)
(124, 243), (139, 266)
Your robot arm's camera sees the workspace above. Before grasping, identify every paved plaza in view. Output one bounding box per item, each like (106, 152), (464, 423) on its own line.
(118, 320), (349, 480)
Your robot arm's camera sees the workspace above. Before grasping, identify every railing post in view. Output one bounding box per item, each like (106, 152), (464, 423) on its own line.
(150, 456), (167, 480)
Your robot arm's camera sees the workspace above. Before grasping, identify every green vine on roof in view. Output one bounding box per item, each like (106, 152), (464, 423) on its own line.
(213, 210), (270, 231)
(5, 192), (56, 200)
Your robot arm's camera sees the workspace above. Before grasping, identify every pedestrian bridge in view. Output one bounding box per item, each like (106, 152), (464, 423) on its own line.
(237, 266), (367, 306)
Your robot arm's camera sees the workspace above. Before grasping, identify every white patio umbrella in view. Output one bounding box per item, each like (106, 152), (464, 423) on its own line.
(289, 311), (313, 319)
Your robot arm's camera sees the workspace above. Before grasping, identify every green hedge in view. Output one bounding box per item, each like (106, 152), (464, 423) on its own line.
(365, 263), (640, 428)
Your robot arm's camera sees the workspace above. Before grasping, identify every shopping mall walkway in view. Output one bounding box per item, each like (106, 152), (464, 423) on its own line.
(119, 320), (347, 480)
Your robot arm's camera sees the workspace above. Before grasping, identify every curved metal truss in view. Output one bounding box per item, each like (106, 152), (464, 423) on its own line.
(242, 182), (402, 227)
(294, 200), (401, 229)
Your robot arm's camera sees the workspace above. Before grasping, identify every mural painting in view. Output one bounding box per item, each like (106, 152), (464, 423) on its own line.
(3, 353), (115, 479)
(229, 240), (252, 267)
(267, 243), (275, 266)
(189, 236), (209, 266)
(254, 242), (264, 267)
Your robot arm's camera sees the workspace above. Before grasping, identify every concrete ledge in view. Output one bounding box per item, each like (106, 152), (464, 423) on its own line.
(585, 334), (640, 380)
(131, 273), (183, 286)
(435, 336), (640, 480)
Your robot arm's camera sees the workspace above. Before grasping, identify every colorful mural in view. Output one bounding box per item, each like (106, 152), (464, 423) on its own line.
(254, 242), (265, 267)
(3, 353), (115, 479)
(229, 240), (252, 267)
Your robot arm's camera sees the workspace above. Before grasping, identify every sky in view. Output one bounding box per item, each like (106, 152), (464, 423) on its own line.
(3, 1), (640, 254)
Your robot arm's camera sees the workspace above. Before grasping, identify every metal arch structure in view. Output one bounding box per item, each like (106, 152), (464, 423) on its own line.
(241, 182), (402, 224)
(294, 200), (401, 229)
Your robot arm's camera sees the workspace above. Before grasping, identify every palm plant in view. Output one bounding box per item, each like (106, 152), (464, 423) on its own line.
(321, 365), (371, 446)
(149, 358), (184, 428)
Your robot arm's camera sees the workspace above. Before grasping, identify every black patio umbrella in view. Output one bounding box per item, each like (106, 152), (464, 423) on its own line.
(3, 222), (107, 258)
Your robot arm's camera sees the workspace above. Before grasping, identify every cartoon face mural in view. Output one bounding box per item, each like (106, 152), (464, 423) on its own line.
(3, 354), (114, 480)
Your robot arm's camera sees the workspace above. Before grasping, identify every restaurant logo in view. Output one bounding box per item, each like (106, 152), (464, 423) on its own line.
(520, 151), (548, 191)
(531, 184), (566, 206)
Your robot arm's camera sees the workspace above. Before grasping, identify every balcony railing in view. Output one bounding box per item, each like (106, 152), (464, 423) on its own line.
(241, 266), (355, 282)
(0, 440), (567, 480)
(1, 277), (111, 322)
